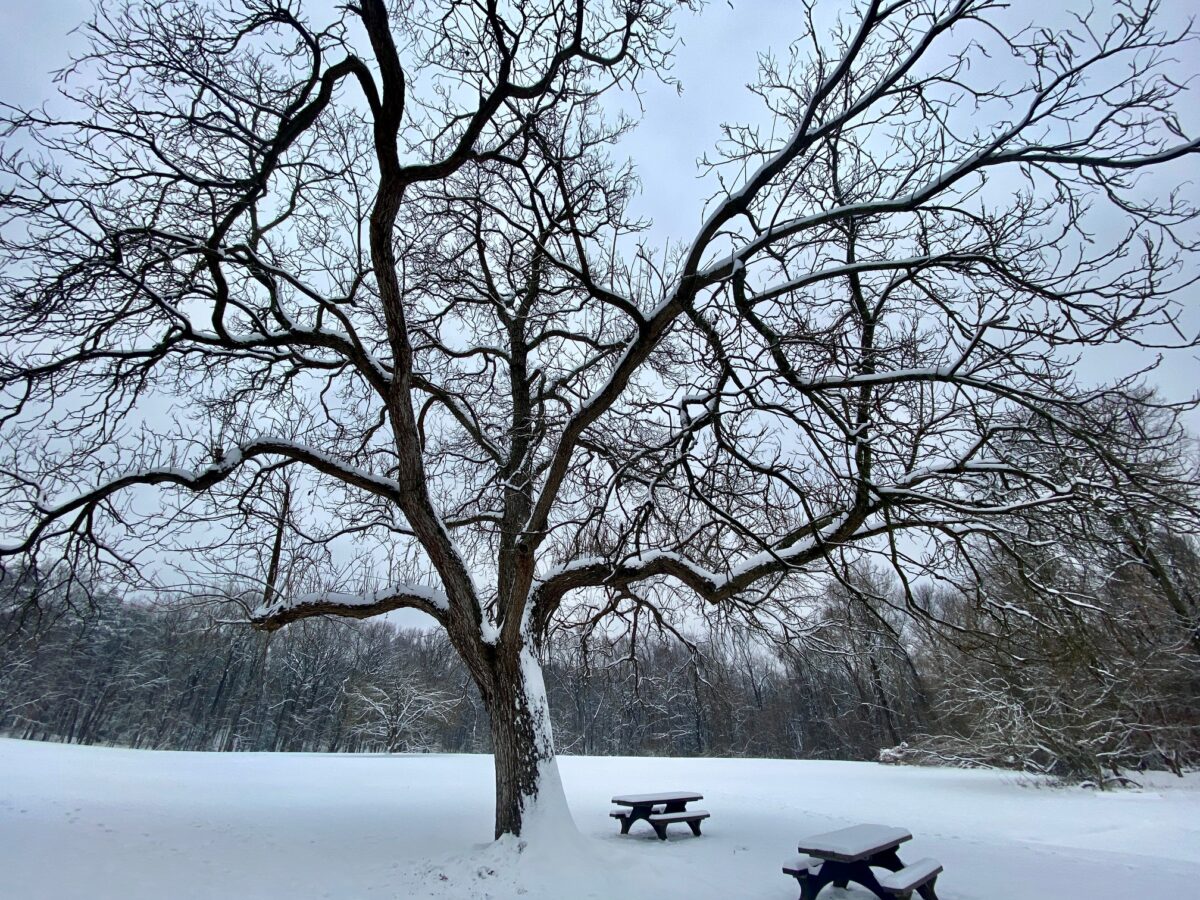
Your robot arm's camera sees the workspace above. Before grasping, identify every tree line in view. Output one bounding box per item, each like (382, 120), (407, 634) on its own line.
(4, 532), (1196, 787)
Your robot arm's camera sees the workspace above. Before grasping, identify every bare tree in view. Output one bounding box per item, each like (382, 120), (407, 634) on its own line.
(2, 0), (1197, 838)
(346, 678), (461, 753)
(900, 533), (1200, 782)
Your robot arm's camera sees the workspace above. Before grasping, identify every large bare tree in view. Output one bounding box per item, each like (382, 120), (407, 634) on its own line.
(2, 0), (1197, 837)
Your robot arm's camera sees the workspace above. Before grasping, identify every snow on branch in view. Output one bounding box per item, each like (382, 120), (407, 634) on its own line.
(250, 584), (449, 631)
(532, 512), (861, 612)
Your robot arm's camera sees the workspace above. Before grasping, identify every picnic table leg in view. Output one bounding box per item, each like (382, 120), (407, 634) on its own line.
(915, 879), (940, 900)
(844, 861), (896, 900)
(797, 863), (836, 900)
(687, 818), (703, 836)
(631, 804), (653, 833)
(663, 800), (688, 813)
(615, 804), (653, 834)
(804, 861), (893, 900)
(652, 820), (669, 841)
(871, 848), (905, 873)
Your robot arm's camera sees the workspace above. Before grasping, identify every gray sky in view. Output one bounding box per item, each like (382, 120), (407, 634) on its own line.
(0, 2), (1196, 627)
(2, 1), (1195, 410)
(618, 2), (1199, 432)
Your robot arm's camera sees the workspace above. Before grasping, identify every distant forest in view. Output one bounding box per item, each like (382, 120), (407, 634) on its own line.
(3, 534), (1197, 787)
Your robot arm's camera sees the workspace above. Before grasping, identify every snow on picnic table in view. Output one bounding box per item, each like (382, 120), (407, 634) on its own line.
(1, 737), (1198, 899)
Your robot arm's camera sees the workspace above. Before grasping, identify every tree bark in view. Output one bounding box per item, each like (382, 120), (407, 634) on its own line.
(483, 641), (569, 839)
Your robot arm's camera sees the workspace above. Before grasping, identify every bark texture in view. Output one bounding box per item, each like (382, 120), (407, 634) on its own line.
(484, 644), (557, 838)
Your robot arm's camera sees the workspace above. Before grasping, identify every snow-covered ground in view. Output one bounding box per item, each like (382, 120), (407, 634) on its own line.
(2, 737), (1197, 899)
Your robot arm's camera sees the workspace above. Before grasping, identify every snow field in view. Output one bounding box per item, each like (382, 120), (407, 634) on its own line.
(1, 738), (1197, 899)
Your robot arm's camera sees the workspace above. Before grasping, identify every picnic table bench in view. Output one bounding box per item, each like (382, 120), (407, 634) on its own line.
(610, 791), (709, 840)
(783, 824), (942, 900)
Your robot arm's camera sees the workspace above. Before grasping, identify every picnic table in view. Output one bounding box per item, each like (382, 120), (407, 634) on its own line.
(609, 791), (709, 840)
(783, 824), (942, 899)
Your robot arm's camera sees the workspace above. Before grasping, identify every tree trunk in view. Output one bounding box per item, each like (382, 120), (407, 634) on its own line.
(484, 642), (573, 840)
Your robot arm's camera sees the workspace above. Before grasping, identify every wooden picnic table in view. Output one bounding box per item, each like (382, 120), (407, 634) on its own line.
(787, 824), (940, 899)
(610, 791), (706, 838)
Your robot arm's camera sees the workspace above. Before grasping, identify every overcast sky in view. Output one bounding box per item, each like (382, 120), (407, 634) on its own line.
(0, 2), (1196, 626)
(3, 1), (1195, 412)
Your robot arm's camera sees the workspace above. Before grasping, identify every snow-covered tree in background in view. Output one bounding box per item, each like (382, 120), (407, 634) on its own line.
(2, 0), (1197, 838)
(346, 680), (460, 753)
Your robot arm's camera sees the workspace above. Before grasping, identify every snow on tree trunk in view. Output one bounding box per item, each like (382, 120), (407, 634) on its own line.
(486, 641), (574, 840)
